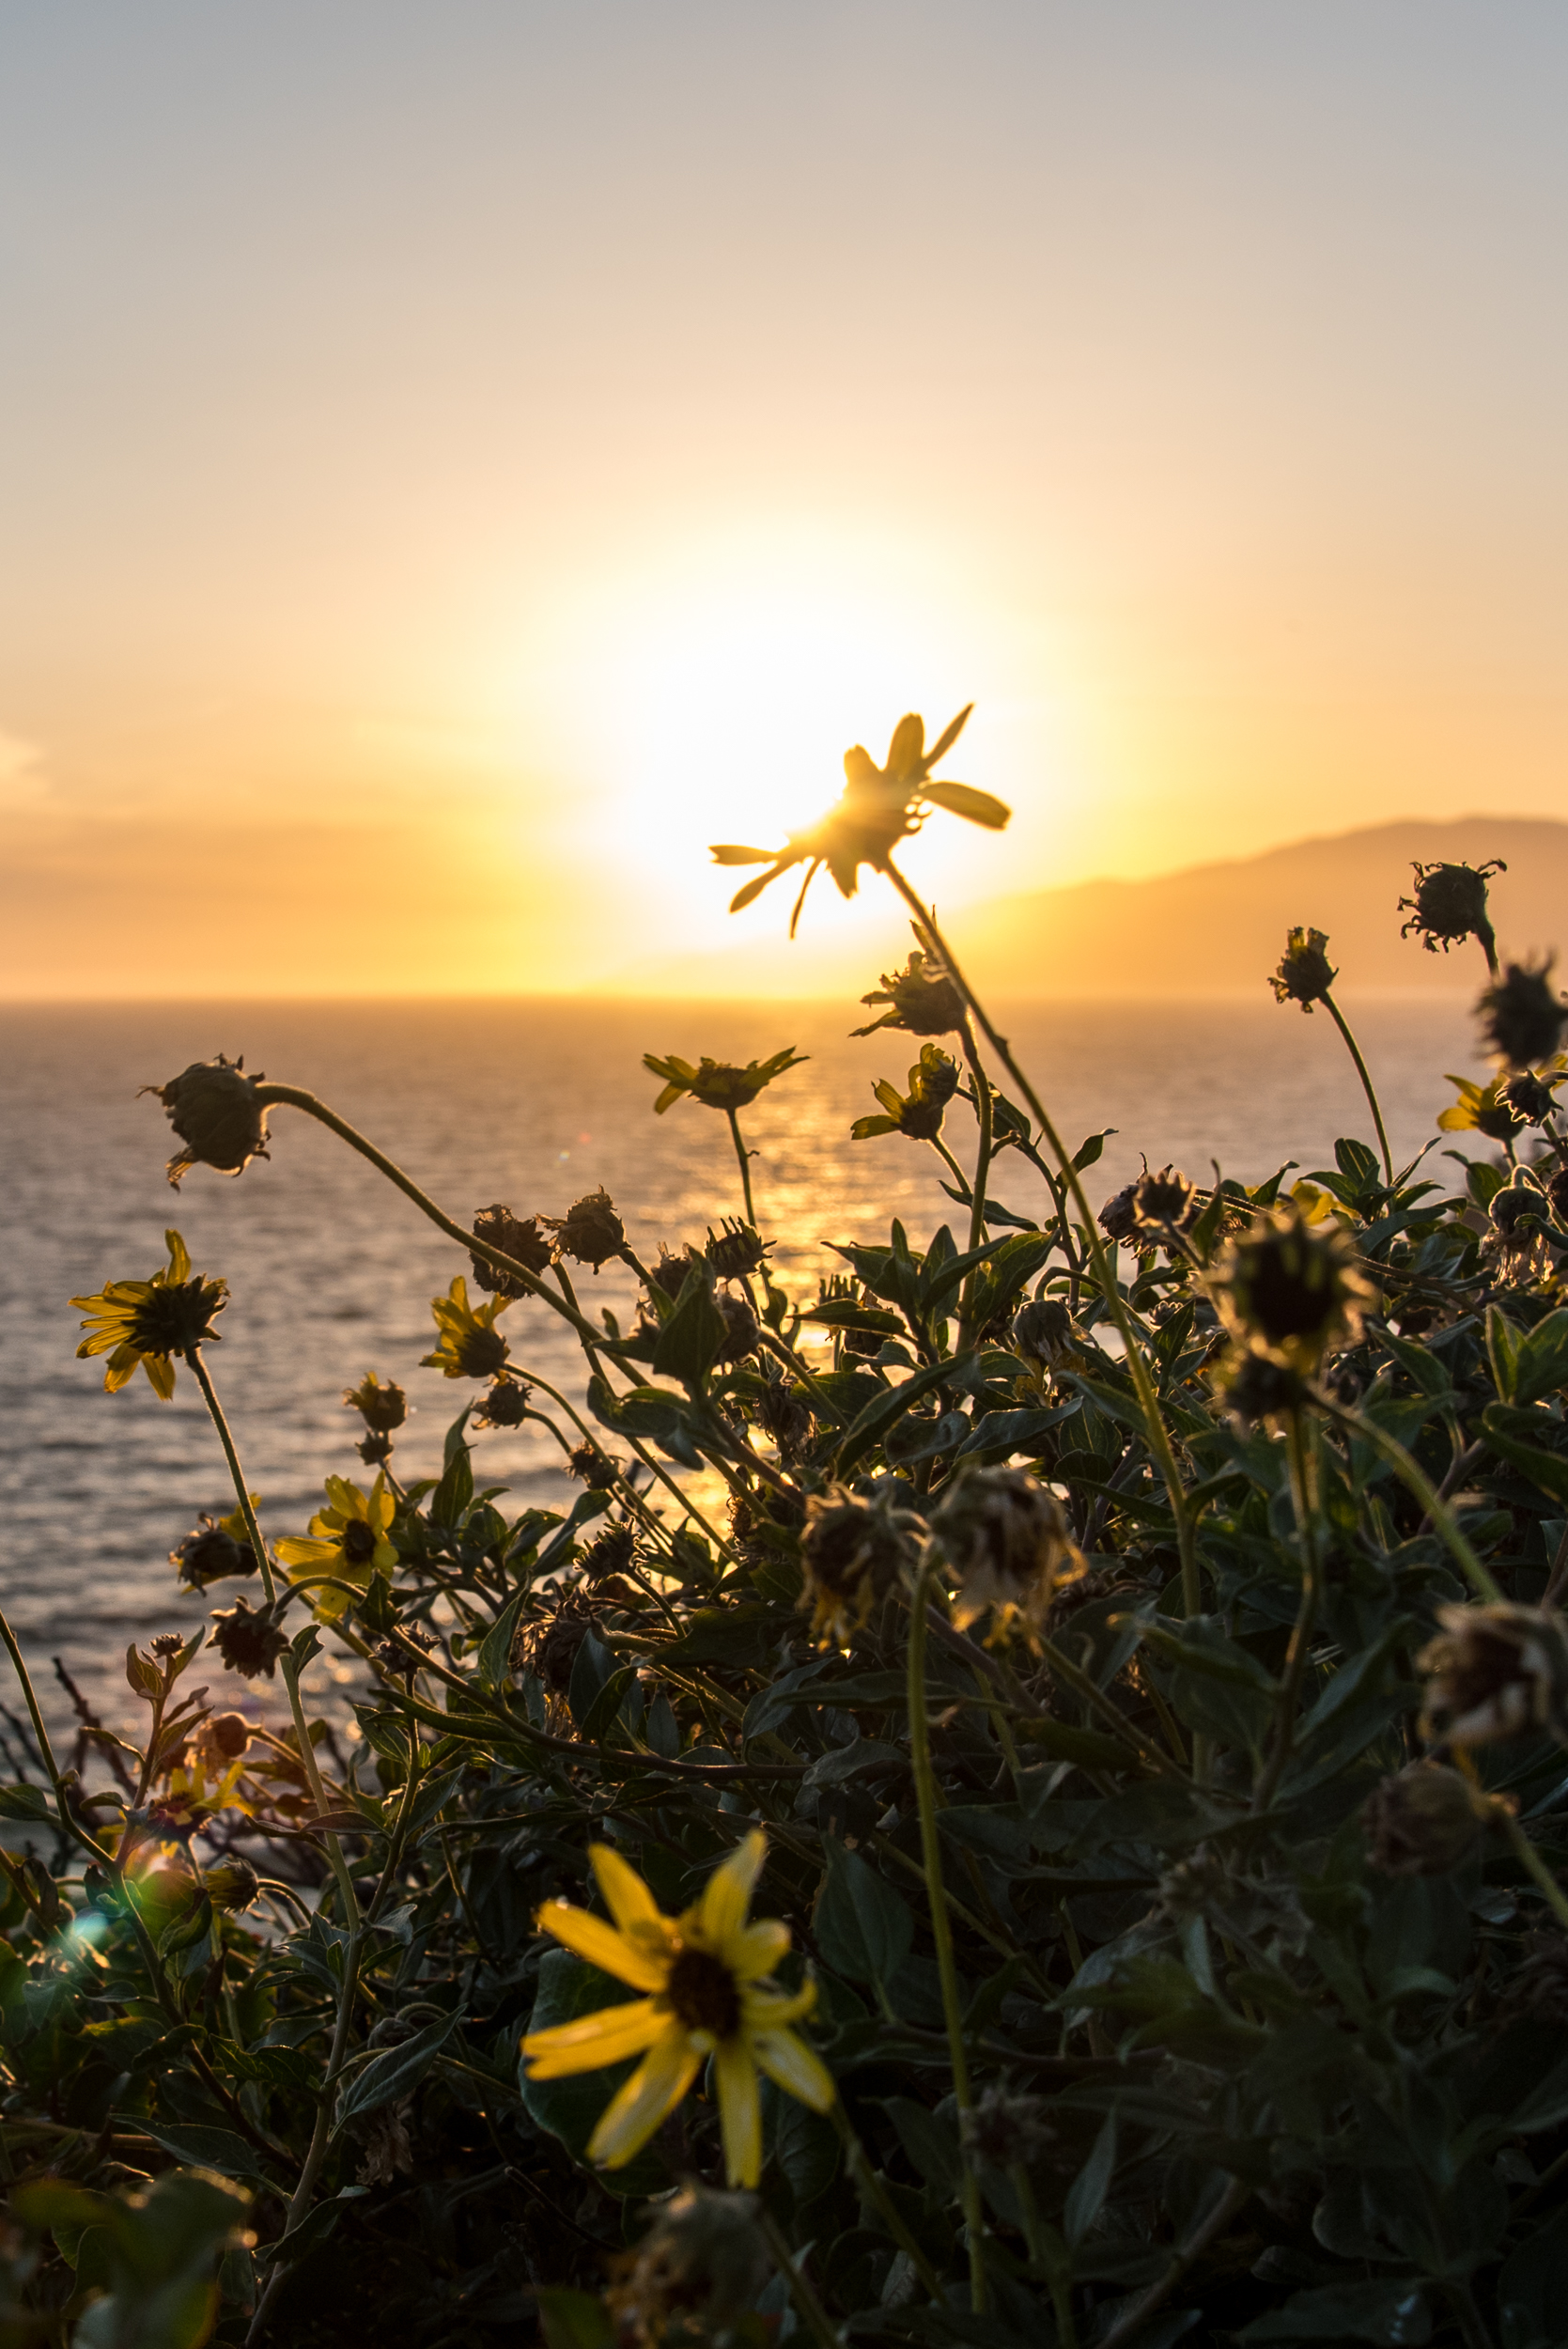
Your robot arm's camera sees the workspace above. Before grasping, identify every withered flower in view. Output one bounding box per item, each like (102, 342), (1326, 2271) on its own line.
(711, 705), (1007, 935)
(171, 1507), (259, 1591)
(960, 2084), (1054, 2170)
(931, 1467), (1082, 1642)
(715, 1293), (760, 1362)
(546, 1188), (630, 1273)
(646, 1244), (703, 1304)
(1399, 858), (1503, 968)
(474, 1374), (531, 1429)
(1502, 1068), (1564, 1127)
(852, 946), (966, 1038)
(343, 1372), (407, 1434)
(607, 2184), (771, 2349)
(146, 1053), (271, 1187)
(755, 1373), (813, 1457)
(1269, 926), (1338, 1013)
(800, 1485), (923, 1648)
(706, 1219), (769, 1282)
(1132, 1164), (1196, 1237)
(1479, 957), (1567, 1071)
(1099, 1184), (1140, 1245)
(567, 1439), (618, 1487)
(851, 1044), (961, 1143)
(1362, 1764), (1487, 1877)
(210, 1595), (290, 1681)
(1219, 1350), (1306, 1429)
(1217, 1206), (1374, 1371)
(1484, 1179), (1554, 1285)
(373, 1625), (437, 1684)
(1012, 1297), (1079, 1376)
(1418, 1602), (1568, 1748)
(581, 1522), (636, 1583)
(470, 1204), (553, 1299)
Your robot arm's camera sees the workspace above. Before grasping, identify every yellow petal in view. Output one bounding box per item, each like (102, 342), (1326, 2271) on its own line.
(715, 2038), (762, 2187)
(323, 1476), (362, 1516)
(142, 1352), (178, 1401)
(698, 1829), (766, 1947)
(536, 1902), (670, 1992)
(164, 1231), (191, 1282)
(587, 2025), (701, 2168)
(742, 1980), (816, 2031)
(591, 1845), (665, 1938)
(522, 1997), (666, 2077)
(728, 1920), (790, 1982)
(752, 2027), (835, 2113)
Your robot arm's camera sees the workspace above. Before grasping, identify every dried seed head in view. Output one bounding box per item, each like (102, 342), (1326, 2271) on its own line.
(373, 1626), (437, 1685)
(1399, 858), (1503, 961)
(646, 1244), (702, 1303)
(607, 2184), (771, 2349)
(960, 2084), (1054, 2170)
(1131, 1164), (1196, 1235)
(581, 1522), (636, 1583)
(1418, 1603), (1568, 1749)
(852, 947), (967, 1038)
(474, 1375), (531, 1429)
(931, 1467), (1082, 1641)
(147, 1054), (271, 1188)
(209, 1595), (289, 1681)
(800, 1485), (923, 1648)
(1479, 958), (1567, 1071)
(1362, 1764), (1487, 1877)
(1098, 1183), (1140, 1245)
(1270, 926), (1338, 1012)
(148, 1632), (184, 1658)
(546, 1189), (629, 1272)
(715, 1293), (760, 1362)
(202, 1859), (260, 1913)
(470, 1204), (553, 1297)
(343, 1372), (408, 1434)
(206, 1711), (252, 1759)
(171, 1514), (258, 1591)
(567, 1439), (618, 1487)
(1012, 1298), (1078, 1372)
(706, 1219), (769, 1282)
(1218, 1206), (1374, 1370)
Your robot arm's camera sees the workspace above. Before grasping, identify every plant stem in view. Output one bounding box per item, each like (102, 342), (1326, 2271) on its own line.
(1096, 2173), (1249, 2349)
(1252, 1409), (1321, 1812)
(830, 2102), (945, 2300)
(884, 870), (1201, 1627)
(1499, 1811), (1568, 1934)
(908, 1552), (987, 2313)
(725, 1106), (758, 1226)
(1322, 991), (1393, 1187)
(957, 1016), (994, 1347)
(756, 2206), (842, 2349)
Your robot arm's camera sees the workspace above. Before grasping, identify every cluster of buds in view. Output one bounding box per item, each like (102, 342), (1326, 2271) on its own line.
(171, 1505), (260, 1592)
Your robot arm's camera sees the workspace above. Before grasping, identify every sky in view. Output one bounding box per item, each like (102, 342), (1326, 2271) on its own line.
(3, 3), (1567, 995)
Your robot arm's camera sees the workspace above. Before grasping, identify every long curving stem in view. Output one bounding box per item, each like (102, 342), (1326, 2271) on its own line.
(725, 1106), (758, 1227)
(956, 1016), (994, 1348)
(907, 1552), (987, 2312)
(1322, 991), (1393, 1187)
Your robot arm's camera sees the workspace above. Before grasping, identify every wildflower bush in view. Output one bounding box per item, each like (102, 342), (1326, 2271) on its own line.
(7, 712), (1568, 2349)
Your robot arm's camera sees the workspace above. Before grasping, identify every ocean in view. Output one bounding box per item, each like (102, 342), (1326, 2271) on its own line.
(0, 992), (1479, 1750)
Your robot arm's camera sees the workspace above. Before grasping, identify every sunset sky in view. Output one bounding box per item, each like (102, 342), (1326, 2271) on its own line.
(3, 5), (1567, 996)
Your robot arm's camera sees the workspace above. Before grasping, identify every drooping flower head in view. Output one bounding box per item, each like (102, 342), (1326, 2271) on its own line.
(276, 1474), (397, 1621)
(711, 706), (1007, 936)
(470, 1205), (554, 1299)
(850, 1044), (961, 1143)
(343, 1372), (408, 1433)
(170, 1500), (261, 1591)
(521, 1831), (834, 2188)
(1269, 926), (1338, 1013)
(1012, 1297), (1081, 1382)
(474, 1373), (532, 1429)
(420, 1276), (512, 1379)
(1217, 1206), (1374, 1372)
(210, 1594), (290, 1681)
(644, 1049), (806, 1116)
(852, 945), (966, 1038)
(1418, 1603), (1568, 1750)
(1399, 858), (1503, 968)
(71, 1231), (227, 1399)
(1479, 957), (1567, 1071)
(930, 1466), (1082, 1642)
(607, 2183), (771, 2349)
(546, 1189), (632, 1274)
(1483, 1176), (1554, 1286)
(1098, 1184), (1140, 1245)
(146, 1053), (271, 1188)
(800, 1485), (923, 1648)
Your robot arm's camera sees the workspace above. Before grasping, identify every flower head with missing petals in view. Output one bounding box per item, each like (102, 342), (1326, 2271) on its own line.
(146, 1053), (271, 1187)
(931, 1467), (1083, 1643)
(1437, 1071), (1530, 1144)
(711, 706), (1007, 936)
(852, 945), (966, 1038)
(1269, 926), (1338, 1013)
(1479, 957), (1568, 1071)
(521, 1831), (834, 2188)
(850, 1044), (961, 1143)
(71, 1231), (227, 1400)
(1399, 859), (1504, 965)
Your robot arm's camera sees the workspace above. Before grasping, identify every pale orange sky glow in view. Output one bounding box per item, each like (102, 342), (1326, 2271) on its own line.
(3, 6), (1567, 996)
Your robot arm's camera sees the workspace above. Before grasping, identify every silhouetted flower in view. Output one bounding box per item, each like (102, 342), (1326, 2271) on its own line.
(171, 1504), (259, 1591)
(1012, 1297), (1079, 1374)
(1132, 1164), (1196, 1237)
(850, 1044), (961, 1143)
(1099, 1184), (1140, 1245)
(715, 1293), (760, 1361)
(567, 1439), (618, 1487)
(210, 1595), (289, 1681)
(1218, 1207), (1374, 1371)
(852, 946), (966, 1038)
(1399, 858), (1503, 967)
(711, 706), (1007, 934)
(800, 1486), (922, 1648)
(343, 1372), (408, 1433)
(644, 1049), (806, 1114)
(706, 1219), (769, 1282)
(202, 1859), (261, 1914)
(1483, 1178), (1554, 1284)
(471, 1205), (553, 1298)
(1479, 957), (1567, 1070)
(1269, 926), (1337, 1013)
(1438, 1072), (1529, 1143)
(147, 1053), (271, 1187)
(1502, 1068), (1564, 1127)
(474, 1374), (531, 1429)
(420, 1276), (511, 1378)
(581, 1522), (636, 1583)
(547, 1188), (630, 1272)
(1219, 1350), (1306, 1429)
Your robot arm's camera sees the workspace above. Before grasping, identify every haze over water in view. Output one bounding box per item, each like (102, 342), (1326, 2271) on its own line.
(1, 991), (1476, 1749)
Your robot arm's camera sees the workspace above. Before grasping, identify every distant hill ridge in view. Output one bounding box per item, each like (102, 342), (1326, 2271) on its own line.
(616, 815), (1568, 999)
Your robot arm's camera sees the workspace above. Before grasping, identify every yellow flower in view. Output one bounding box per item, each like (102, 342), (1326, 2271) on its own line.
(1437, 1071), (1527, 1143)
(276, 1474), (397, 1620)
(522, 1831), (833, 2187)
(420, 1275), (512, 1379)
(71, 1230), (227, 1400)
(711, 706), (1007, 936)
(643, 1049), (806, 1116)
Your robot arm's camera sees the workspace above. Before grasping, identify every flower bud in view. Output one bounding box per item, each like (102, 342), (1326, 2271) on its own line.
(1132, 1164), (1196, 1235)
(1502, 1070), (1560, 1127)
(202, 1859), (260, 1913)
(706, 1218), (769, 1282)
(1098, 1183), (1139, 1244)
(547, 1188), (629, 1272)
(343, 1373), (407, 1433)
(1362, 1764), (1486, 1876)
(1479, 957), (1567, 1071)
(932, 1467), (1082, 1641)
(715, 1293), (760, 1362)
(1270, 926), (1337, 1012)
(581, 1523), (636, 1582)
(567, 1439), (617, 1487)
(754, 1374), (813, 1456)
(1419, 1603), (1568, 1748)
(646, 1244), (702, 1304)
(1013, 1297), (1078, 1372)
(470, 1204), (553, 1299)
(147, 1054), (271, 1188)
(207, 1711), (252, 1759)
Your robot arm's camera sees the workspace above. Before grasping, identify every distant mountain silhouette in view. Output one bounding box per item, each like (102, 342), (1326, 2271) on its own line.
(616, 815), (1568, 999)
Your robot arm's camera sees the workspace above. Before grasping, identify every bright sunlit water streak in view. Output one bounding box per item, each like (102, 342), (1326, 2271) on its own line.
(0, 993), (1477, 1756)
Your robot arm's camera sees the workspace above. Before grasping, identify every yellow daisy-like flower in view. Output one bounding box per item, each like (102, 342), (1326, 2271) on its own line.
(643, 1049), (806, 1116)
(522, 1830), (834, 2187)
(276, 1474), (397, 1621)
(421, 1275), (512, 1379)
(71, 1229), (227, 1400)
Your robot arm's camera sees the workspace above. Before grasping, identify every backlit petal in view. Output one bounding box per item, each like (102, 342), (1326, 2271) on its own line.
(728, 1920), (790, 1981)
(591, 1844), (665, 1937)
(698, 1829), (766, 1947)
(522, 1997), (665, 2077)
(587, 2025), (701, 2168)
(142, 1352), (178, 1401)
(714, 2038), (762, 2187)
(536, 1901), (670, 1992)
(741, 1980), (816, 2031)
(752, 2028), (835, 2113)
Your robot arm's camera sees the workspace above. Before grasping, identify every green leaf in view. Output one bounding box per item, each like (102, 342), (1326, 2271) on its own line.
(475, 1589), (529, 1694)
(1480, 1405), (1568, 1506)
(815, 1842), (913, 1991)
(537, 2288), (616, 2349)
(335, 2008), (461, 2130)
(0, 1782), (54, 1823)
(579, 1664), (639, 1745)
(1237, 2276), (1431, 2342)
(135, 2121), (274, 2183)
(881, 2097), (964, 2199)
(1063, 2110), (1116, 2248)
(430, 1431), (474, 1527)
(586, 1375), (705, 1470)
(520, 1950), (665, 2196)
(834, 1357), (963, 1478)
(125, 1643), (162, 1703)
(1514, 1306), (1568, 1406)
(652, 1264), (729, 1385)
(920, 779), (1010, 829)
(1487, 1306), (1525, 1406)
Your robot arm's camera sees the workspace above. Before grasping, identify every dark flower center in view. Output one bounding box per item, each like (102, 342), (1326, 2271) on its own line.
(455, 1324), (509, 1378)
(342, 1519), (378, 1565)
(129, 1277), (226, 1357)
(665, 1947), (741, 2038)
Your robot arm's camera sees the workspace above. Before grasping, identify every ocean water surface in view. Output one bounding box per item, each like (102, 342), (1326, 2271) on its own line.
(0, 992), (1479, 1747)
